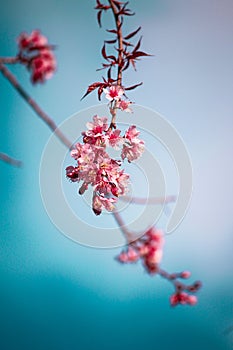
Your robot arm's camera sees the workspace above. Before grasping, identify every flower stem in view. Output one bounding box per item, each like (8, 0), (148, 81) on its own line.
(108, 0), (124, 86)
(0, 62), (73, 149)
(120, 195), (176, 205)
(112, 209), (134, 243)
(107, 0), (124, 128)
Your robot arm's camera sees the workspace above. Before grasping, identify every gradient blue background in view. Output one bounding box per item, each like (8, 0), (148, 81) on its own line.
(0, 1), (232, 349)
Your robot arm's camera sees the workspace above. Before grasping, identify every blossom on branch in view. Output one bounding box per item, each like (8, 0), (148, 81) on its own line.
(170, 292), (197, 307)
(103, 85), (124, 101)
(66, 115), (144, 215)
(17, 30), (56, 84)
(117, 227), (164, 274)
(121, 125), (145, 162)
(119, 100), (133, 113)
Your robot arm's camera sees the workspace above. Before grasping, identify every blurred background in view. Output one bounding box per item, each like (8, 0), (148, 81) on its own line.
(0, 0), (232, 349)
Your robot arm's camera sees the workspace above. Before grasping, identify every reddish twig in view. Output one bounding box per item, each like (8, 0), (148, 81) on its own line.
(112, 209), (134, 242)
(0, 152), (22, 167)
(119, 195), (176, 205)
(107, 0), (124, 129)
(0, 62), (73, 150)
(0, 57), (19, 64)
(108, 0), (124, 86)
(158, 268), (202, 295)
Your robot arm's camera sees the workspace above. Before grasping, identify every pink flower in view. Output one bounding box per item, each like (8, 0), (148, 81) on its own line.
(180, 271), (191, 279)
(83, 115), (108, 146)
(103, 85), (124, 101)
(116, 227), (164, 274)
(125, 125), (140, 141)
(105, 129), (123, 148)
(17, 30), (56, 84)
(18, 30), (48, 49)
(121, 139), (145, 163)
(92, 193), (116, 215)
(170, 292), (197, 307)
(121, 125), (145, 162)
(94, 160), (129, 198)
(117, 251), (129, 263)
(127, 247), (140, 262)
(119, 100), (133, 113)
(30, 49), (56, 83)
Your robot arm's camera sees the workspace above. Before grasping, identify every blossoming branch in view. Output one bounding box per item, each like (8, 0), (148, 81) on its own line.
(0, 0), (202, 307)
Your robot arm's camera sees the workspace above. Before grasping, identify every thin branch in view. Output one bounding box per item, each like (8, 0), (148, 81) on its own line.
(0, 152), (22, 167)
(0, 57), (19, 64)
(112, 209), (134, 242)
(119, 195), (176, 205)
(107, 0), (124, 129)
(0, 62), (73, 150)
(108, 0), (124, 86)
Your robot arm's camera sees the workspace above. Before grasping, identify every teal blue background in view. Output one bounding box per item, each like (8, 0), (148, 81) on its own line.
(0, 1), (232, 349)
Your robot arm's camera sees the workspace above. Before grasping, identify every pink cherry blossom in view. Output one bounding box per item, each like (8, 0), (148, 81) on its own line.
(82, 115), (108, 146)
(119, 100), (133, 113)
(18, 30), (48, 49)
(180, 271), (191, 279)
(30, 49), (56, 83)
(121, 125), (145, 162)
(125, 125), (140, 141)
(67, 120), (132, 215)
(170, 292), (198, 307)
(92, 193), (116, 215)
(121, 138), (145, 163)
(116, 227), (164, 274)
(17, 30), (56, 84)
(103, 85), (124, 101)
(105, 129), (123, 148)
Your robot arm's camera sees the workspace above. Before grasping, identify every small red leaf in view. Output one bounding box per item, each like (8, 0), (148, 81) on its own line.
(105, 39), (117, 44)
(125, 82), (143, 90)
(81, 82), (102, 100)
(133, 51), (152, 58)
(101, 44), (108, 60)
(97, 10), (102, 27)
(123, 40), (134, 47)
(107, 67), (112, 80)
(133, 37), (142, 53)
(106, 29), (118, 34)
(124, 26), (141, 40)
(98, 86), (104, 100)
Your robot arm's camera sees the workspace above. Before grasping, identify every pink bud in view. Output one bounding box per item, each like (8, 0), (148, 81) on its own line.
(187, 295), (197, 305)
(117, 252), (128, 263)
(180, 271), (191, 279)
(127, 247), (139, 262)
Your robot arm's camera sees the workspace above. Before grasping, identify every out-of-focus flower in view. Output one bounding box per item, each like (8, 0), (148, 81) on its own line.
(117, 227), (164, 274)
(170, 292), (197, 307)
(17, 30), (56, 84)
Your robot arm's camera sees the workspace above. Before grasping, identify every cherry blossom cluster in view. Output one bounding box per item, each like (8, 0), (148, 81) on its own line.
(169, 278), (202, 307)
(117, 227), (164, 274)
(117, 226), (202, 306)
(66, 115), (144, 215)
(17, 30), (56, 84)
